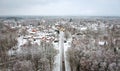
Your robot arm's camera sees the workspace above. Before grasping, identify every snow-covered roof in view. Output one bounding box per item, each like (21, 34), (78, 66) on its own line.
(98, 41), (107, 46)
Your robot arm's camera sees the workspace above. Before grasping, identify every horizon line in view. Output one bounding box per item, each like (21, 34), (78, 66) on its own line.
(0, 15), (120, 17)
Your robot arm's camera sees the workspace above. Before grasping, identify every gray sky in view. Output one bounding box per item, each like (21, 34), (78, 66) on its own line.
(0, 0), (120, 16)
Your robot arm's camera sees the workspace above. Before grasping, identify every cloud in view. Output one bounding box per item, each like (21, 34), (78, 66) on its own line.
(0, 0), (120, 16)
(0, 0), (60, 9)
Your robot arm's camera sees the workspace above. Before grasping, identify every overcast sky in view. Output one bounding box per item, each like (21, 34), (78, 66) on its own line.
(0, 0), (120, 16)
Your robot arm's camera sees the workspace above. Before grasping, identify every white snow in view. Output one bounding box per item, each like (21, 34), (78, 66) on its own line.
(53, 31), (71, 71)
(53, 46), (60, 71)
(80, 27), (87, 31)
(16, 36), (27, 53)
(53, 31), (64, 71)
(64, 36), (72, 71)
(7, 49), (16, 56)
(98, 41), (105, 45)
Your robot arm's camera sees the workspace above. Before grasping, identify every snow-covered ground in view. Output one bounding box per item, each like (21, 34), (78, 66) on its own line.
(16, 36), (27, 53)
(8, 36), (27, 56)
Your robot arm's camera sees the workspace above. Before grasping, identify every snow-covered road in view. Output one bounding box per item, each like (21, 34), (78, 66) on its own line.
(59, 31), (65, 71)
(64, 38), (72, 71)
(53, 42), (60, 71)
(53, 31), (71, 71)
(53, 31), (64, 71)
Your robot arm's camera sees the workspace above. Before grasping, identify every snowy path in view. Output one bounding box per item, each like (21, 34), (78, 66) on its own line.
(59, 31), (65, 71)
(53, 42), (60, 71)
(64, 38), (72, 71)
(53, 31), (71, 71)
(53, 31), (64, 71)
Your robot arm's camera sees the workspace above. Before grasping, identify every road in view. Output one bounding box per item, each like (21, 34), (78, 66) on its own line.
(53, 31), (71, 71)
(59, 31), (65, 71)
